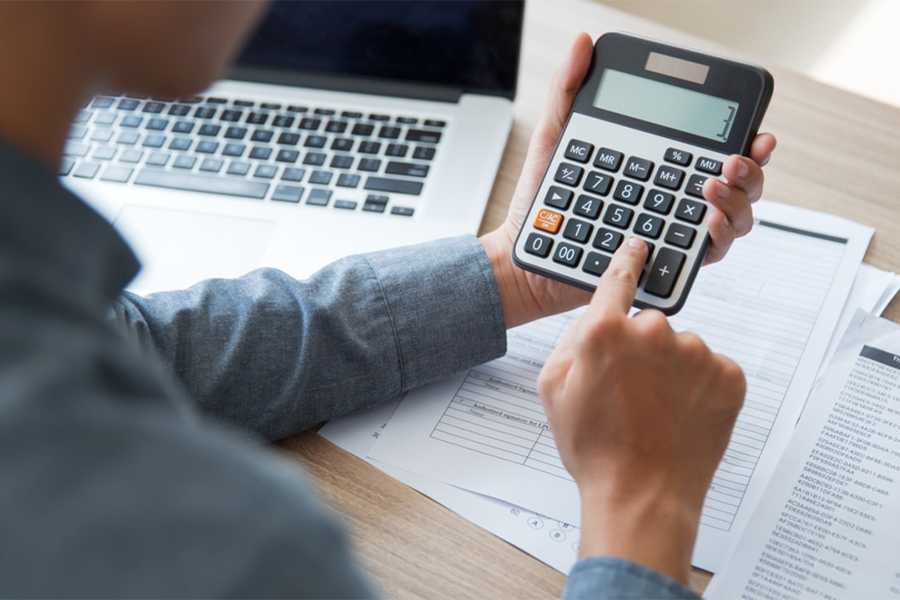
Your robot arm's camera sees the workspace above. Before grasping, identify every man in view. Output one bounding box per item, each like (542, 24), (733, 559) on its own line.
(0, 2), (776, 598)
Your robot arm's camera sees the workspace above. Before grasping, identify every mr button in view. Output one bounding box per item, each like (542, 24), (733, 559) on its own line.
(533, 208), (564, 234)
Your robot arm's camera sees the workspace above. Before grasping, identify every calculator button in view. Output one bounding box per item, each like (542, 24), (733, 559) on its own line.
(592, 227), (624, 253)
(544, 186), (573, 210)
(612, 180), (644, 205)
(582, 252), (611, 277)
(653, 166), (685, 191)
(644, 189), (675, 215)
(564, 139), (594, 163)
(534, 208), (564, 233)
(695, 157), (723, 175)
(554, 162), (584, 187)
(583, 171), (613, 196)
(633, 213), (664, 239)
(594, 148), (623, 172)
(645, 248), (686, 298)
(623, 157), (653, 181)
(675, 198), (706, 224)
(524, 232), (553, 258)
(552, 242), (583, 268)
(664, 148), (692, 166)
(665, 222), (696, 249)
(602, 204), (634, 229)
(685, 174), (708, 198)
(573, 194), (603, 219)
(563, 218), (593, 243)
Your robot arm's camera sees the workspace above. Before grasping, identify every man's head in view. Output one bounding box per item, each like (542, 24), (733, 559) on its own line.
(73, 0), (267, 98)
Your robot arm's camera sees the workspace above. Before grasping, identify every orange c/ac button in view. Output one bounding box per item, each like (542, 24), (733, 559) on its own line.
(533, 208), (563, 234)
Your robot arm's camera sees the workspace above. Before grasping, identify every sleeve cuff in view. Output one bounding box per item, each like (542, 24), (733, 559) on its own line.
(564, 557), (701, 600)
(364, 235), (507, 392)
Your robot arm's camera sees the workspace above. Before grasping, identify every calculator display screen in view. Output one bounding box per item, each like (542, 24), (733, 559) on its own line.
(593, 69), (739, 143)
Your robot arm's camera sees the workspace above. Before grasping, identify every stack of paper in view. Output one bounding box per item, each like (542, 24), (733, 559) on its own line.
(320, 200), (898, 577)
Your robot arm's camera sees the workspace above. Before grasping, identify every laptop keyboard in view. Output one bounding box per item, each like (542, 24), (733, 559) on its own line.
(60, 94), (449, 217)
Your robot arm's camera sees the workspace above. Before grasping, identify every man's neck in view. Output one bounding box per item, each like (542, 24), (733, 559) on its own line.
(0, 8), (91, 169)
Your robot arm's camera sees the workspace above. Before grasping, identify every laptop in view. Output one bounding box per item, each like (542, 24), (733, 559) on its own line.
(60, 0), (524, 294)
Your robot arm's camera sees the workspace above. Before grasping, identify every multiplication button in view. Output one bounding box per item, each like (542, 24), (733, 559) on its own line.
(564, 139), (594, 163)
(675, 198), (706, 224)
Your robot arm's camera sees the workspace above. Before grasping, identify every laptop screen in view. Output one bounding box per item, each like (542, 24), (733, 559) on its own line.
(234, 0), (524, 100)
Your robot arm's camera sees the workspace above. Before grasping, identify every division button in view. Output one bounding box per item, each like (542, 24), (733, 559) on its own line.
(685, 173), (708, 198)
(645, 248), (686, 298)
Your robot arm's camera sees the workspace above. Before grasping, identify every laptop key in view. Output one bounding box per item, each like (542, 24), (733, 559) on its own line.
(168, 104), (191, 116)
(299, 117), (321, 131)
(246, 112), (269, 125)
(369, 114), (389, 122)
(337, 173), (360, 188)
(358, 141), (380, 154)
(58, 157), (75, 175)
(116, 131), (140, 145)
(142, 134), (166, 148)
(304, 135), (327, 149)
(405, 129), (441, 144)
(359, 158), (381, 172)
(276, 149), (299, 163)
(224, 126), (248, 140)
(330, 155), (353, 169)
(309, 170), (332, 185)
(254, 164), (278, 179)
(331, 138), (353, 151)
(412, 146), (435, 161)
(386, 143), (409, 158)
(272, 184), (304, 203)
(120, 114), (143, 128)
(282, 167), (305, 182)
(173, 155), (196, 169)
(303, 152), (326, 166)
(63, 142), (90, 156)
(287, 105), (307, 113)
(146, 117), (168, 131)
(396, 116), (418, 125)
(277, 132), (300, 145)
(143, 102), (165, 114)
(100, 164), (134, 183)
(307, 188), (332, 206)
(200, 158), (224, 173)
(226, 160), (250, 176)
(119, 148), (144, 163)
(391, 206), (415, 217)
(198, 124), (220, 137)
(249, 146), (271, 160)
(91, 128), (113, 142)
(364, 176), (423, 195)
(172, 121), (194, 134)
(234, 100), (254, 108)
(378, 126), (401, 139)
(223, 143), (246, 157)
(313, 108), (335, 116)
(251, 129), (274, 142)
(196, 140), (218, 154)
(260, 102), (281, 110)
(146, 151), (170, 167)
(424, 119), (446, 128)
(92, 96), (114, 109)
(194, 106), (216, 119)
(272, 115), (295, 128)
(73, 161), (100, 179)
(169, 137), (192, 151)
(94, 111), (117, 125)
(92, 145), (117, 161)
(220, 109), (243, 122)
(334, 199), (357, 210)
(386, 161), (428, 178)
(134, 168), (269, 199)
(340, 110), (362, 119)
(325, 120), (348, 133)
(351, 123), (374, 136)
(117, 98), (140, 111)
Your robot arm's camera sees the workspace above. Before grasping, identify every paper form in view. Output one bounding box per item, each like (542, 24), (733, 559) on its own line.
(321, 253), (896, 576)
(368, 200), (872, 572)
(708, 311), (900, 599)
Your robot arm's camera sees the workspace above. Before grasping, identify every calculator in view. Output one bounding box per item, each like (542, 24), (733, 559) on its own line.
(513, 33), (773, 314)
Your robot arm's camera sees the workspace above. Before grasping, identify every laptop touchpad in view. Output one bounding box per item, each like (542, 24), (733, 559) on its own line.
(114, 205), (275, 295)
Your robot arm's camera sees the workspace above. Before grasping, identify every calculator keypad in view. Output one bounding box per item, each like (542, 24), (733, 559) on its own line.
(516, 114), (725, 313)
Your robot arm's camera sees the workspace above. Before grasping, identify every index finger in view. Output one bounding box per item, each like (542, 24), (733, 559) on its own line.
(589, 237), (648, 316)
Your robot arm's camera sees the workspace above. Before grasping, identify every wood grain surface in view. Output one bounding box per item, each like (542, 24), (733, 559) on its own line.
(277, 1), (900, 597)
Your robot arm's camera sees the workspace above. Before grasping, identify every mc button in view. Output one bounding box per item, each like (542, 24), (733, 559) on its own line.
(564, 139), (594, 163)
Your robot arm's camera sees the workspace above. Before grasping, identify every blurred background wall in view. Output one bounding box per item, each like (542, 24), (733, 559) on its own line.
(596, 0), (899, 108)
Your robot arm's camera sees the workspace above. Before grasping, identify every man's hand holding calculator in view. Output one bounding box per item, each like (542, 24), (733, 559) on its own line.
(480, 33), (776, 589)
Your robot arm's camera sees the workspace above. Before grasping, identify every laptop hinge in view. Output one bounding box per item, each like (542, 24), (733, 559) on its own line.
(227, 67), (464, 103)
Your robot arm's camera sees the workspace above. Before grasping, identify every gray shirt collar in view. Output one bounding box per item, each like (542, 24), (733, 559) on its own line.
(0, 137), (139, 304)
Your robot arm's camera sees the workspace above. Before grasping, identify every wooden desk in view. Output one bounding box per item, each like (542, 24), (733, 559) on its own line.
(279, 1), (900, 596)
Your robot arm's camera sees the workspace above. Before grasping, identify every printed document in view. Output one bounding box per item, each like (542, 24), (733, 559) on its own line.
(708, 311), (900, 599)
(368, 200), (872, 572)
(322, 261), (898, 575)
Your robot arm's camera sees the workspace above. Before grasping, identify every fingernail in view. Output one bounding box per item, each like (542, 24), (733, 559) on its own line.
(716, 181), (731, 201)
(627, 237), (644, 250)
(736, 160), (749, 178)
